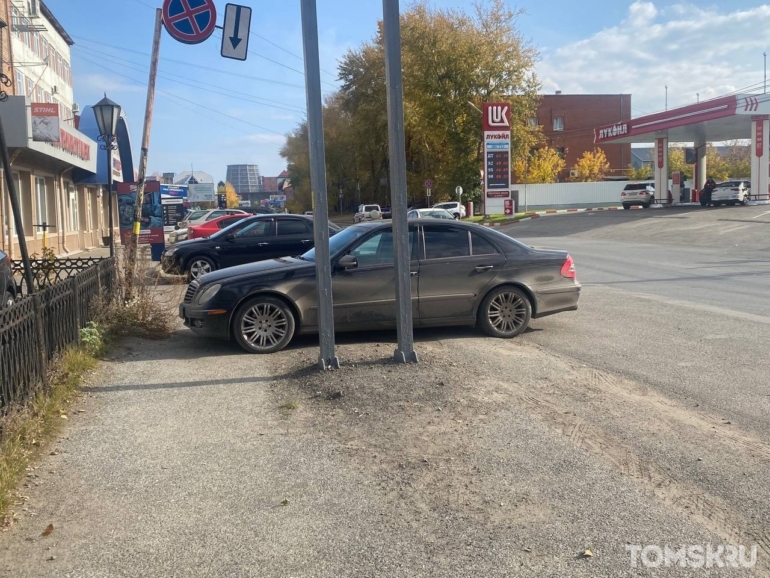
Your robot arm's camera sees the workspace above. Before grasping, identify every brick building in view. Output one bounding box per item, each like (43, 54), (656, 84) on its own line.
(533, 93), (632, 181)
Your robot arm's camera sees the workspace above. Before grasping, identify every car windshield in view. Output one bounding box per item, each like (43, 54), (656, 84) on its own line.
(186, 210), (207, 221)
(209, 216), (259, 239)
(302, 226), (373, 261)
(428, 210), (454, 219)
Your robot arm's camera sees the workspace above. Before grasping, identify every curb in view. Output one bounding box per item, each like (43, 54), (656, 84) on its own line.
(478, 206), (631, 227)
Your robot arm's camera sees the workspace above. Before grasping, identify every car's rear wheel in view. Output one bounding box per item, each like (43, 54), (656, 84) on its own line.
(233, 296), (296, 354)
(650, 196), (655, 205)
(478, 286), (532, 338)
(713, 201), (721, 207)
(623, 203), (630, 210)
(187, 256), (216, 281)
(742, 195), (750, 206)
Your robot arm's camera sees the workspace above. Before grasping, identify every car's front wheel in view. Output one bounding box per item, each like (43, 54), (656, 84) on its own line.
(233, 296), (296, 354)
(478, 286), (532, 338)
(453, 213), (460, 219)
(187, 256), (217, 281)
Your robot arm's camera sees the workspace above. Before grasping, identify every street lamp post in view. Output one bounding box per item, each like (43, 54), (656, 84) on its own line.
(93, 95), (122, 258)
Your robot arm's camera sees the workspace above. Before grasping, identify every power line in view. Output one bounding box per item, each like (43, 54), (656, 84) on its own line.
(72, 44), (307, 114)
(71, 34), (307, 89)
(76, 54), (287, 137)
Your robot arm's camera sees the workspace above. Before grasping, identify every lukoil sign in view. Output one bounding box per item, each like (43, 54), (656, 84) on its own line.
(597, 123), (628, 140)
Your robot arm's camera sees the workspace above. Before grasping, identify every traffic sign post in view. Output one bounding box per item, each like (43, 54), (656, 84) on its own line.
(162, 0), (217, 45)
(221, 3), (251, 61)
(425, 179), (432, 206)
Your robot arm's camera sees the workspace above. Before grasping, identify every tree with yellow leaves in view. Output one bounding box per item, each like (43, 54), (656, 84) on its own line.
(217, 181), (240, 209)
(570, 148), (610, 182)
(513, 147), (565, 183)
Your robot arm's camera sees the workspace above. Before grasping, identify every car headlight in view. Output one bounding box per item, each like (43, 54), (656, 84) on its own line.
(165, 247), (177, 256)
(196, 283), (221, 304)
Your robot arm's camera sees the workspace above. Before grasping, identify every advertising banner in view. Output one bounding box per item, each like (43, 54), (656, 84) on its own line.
(483, 103), (511, 215)
(31, 103), (60, 142)
(117, 181), (164, 245)
(188, 183), (216, 203)
(162, 197), (185, 232)
(160, 184), (187, 198)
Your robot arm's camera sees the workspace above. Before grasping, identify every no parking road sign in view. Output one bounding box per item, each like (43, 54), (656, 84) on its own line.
(163, 0), (217, 45)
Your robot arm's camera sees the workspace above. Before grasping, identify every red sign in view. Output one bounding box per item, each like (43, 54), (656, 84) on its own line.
(756, 120), (765, 158)
(486, 191), (510, 198)
(504, 199), (513, 215)
(657, 139), (664, 169)
(483, 102), (511, 132)
(163, 0), (217, 45)
(49, 129), (91, 161)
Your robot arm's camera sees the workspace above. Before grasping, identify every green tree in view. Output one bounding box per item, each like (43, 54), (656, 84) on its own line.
(627, 163), (652, 180)
(570, 148), (610, 182)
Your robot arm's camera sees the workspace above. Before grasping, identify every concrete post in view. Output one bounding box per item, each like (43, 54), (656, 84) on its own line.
(751, 118), (770, 201)
(654, 137), (669, 204)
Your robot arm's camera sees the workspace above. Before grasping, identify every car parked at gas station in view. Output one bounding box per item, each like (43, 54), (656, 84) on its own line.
(709, 180), (751, 206)
(621, 182), (655, 209)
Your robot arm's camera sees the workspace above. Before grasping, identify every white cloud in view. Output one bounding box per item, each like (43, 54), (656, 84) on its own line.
(537, 2), (770, 116)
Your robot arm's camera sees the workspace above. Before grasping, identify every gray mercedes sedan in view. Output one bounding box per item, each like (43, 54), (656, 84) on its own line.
(178, 220), (581, 353)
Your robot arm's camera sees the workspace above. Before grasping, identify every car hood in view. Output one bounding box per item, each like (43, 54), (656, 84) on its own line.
(171, 237), (209, 250)
(200, 256), (312, 284)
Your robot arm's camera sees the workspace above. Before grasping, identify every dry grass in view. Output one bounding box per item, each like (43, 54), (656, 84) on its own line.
(0, 348), (97, 523)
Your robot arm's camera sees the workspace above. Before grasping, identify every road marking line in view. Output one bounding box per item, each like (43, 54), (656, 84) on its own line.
(752, 209), (770, 219)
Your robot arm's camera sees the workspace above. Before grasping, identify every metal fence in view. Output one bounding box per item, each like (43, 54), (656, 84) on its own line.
(0, 257), (116, 412)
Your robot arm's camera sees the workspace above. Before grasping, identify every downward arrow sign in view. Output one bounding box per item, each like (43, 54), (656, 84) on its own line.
(229, 5), (242, 49)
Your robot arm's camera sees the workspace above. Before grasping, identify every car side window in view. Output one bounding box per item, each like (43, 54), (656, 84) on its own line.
(277, 219), (309, 236)
(207, 210), (226, 220)
(423, 227), (470, 259)
(470, 232), (499, 256)
(348, 228), (416, 267)
(236, 220), (274, 238)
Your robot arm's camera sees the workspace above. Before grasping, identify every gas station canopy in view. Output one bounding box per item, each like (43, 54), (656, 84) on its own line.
(594, 95), (767, 145)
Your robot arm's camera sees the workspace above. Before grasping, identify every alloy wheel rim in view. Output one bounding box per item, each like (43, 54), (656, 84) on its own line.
(488, 292), (526, 335)
(190, 260), (212, 279)
(241, 303), (288, 350)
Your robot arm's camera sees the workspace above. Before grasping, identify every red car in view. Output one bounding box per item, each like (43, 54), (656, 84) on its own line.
(188, 214), (248, 240)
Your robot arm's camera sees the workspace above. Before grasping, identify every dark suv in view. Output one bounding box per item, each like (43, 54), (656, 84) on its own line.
(1, 249), (16, 308)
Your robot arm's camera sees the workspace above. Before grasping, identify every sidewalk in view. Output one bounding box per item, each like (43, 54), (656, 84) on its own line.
(0, 325), (740, 577)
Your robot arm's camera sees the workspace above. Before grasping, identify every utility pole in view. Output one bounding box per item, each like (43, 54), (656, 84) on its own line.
(382, 0), (417, 363)
(665, 85), (668, 111)
(126, 8), (162, 299)
(300, 0), (339, 369)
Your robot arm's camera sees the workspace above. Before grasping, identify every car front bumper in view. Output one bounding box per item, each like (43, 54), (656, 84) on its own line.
(179, 302), (231, 340)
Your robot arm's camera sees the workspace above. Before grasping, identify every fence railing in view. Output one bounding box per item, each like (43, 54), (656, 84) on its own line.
(1, 257), (116, 412)
(11, 257), (108, 295)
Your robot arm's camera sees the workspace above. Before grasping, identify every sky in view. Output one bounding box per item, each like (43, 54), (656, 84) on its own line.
(45, 0), (770, 181)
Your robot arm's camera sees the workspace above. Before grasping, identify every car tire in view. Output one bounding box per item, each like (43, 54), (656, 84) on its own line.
(2, 290), (14, 309)
(477, 286), (532, 339)
(623, 203), (630, 210)
(643, 202), (650, 209)
(650, 196), (655, 205)
(453, 213), (460, 219)
(232, 295), (296, 354)
(713, 201), (721, 207)
(742, 195), (750, 206)
(187, 256), (217, 281)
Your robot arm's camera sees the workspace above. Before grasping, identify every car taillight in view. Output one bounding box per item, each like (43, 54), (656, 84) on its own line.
(731, 188), (739, 191)
(621, 192), (626, 196)
(561, 255), (576, 279)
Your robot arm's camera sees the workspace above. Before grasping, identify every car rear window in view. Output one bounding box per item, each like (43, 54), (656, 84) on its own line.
(364, 205), (379, 212)
(623, 184), (650, 191)
(186, 210), (206, 220)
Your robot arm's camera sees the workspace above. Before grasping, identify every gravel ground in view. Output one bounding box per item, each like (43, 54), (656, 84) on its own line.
(0, 327), (760, 577)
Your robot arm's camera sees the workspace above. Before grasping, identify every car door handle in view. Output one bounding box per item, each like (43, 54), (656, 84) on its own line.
(410, 271), (418, 277)
(258, 242), (270, 246)
(475, 265), (494, 272)
(301, 239), (312, 243)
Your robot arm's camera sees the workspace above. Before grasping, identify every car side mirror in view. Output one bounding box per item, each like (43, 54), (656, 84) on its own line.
(226, 233), (236, 242)
(338, 255), (358, 270)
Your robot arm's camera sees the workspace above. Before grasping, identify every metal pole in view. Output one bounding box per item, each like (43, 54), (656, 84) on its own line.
(764, 52), (767, 94)
(300, 0), (339, 370)
(382, 0), (417, 363)
(107, 147), (114, 257)
(127, 8), (162, 297)
(665, 85), (668, 111)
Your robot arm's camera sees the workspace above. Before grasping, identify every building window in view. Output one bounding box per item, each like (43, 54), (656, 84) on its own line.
(25, 77), (33, 98)
(44, 91), (51, 103)
(15, 71), (24, 96)
(56, 54), (63, 78)
(63, 62), (71, 85)
(553, 116), (564, 131)
(35, 86), (43, 103)
(556, 147), (566, 158)
(528, 117), (538, 128)
(40, 37), (49, 62)
(35, 177), (47, 227)
(68, 184), (78, 232)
